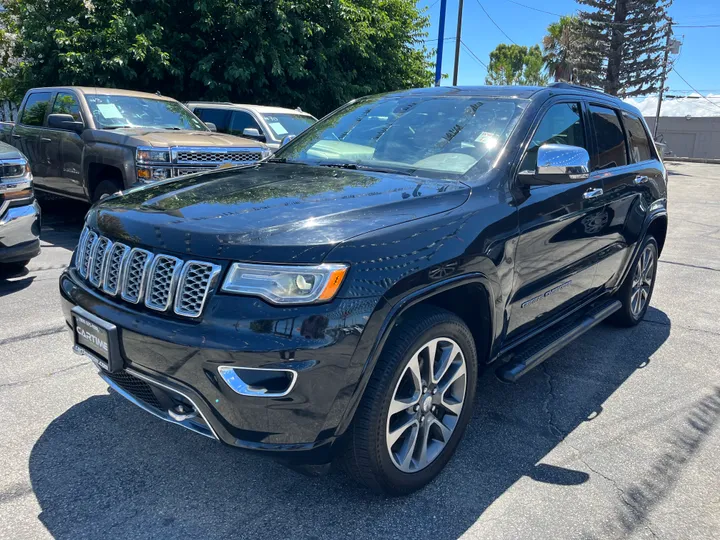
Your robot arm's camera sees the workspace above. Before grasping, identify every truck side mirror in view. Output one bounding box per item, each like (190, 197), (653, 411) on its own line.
(280, 134), (295, 147)
(519, 144), (590, 186)
(243, 127), (266, 142)
(47, 113), (84, 134)
(205, 122), (217, 132)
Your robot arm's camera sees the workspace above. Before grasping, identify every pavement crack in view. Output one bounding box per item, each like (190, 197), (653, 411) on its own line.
(0, 325), (67, 346)
(0, 361), (90, 390)
(541, 363), (564, 440)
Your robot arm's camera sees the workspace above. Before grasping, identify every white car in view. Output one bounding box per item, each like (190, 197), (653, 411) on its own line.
(187, 102), (317, 151)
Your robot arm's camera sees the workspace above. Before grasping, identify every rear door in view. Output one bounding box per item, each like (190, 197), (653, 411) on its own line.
(12, 91), (53, 187)
(44, 91), (86, 197)
(507, 99), (606, 340)
(587, 105), (661, 289)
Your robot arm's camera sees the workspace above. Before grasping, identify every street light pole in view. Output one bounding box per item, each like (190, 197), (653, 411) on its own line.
(452, 0), (464, 86)
(434, 0), (448, 87)
(653, 24), (673, 139)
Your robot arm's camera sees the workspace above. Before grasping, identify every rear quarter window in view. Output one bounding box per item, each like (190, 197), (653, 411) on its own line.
(589, 105), (628, 170)
(622, 112), (654, 163)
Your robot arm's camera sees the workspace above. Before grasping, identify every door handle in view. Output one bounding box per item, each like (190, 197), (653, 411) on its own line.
(40, 137), (51, 143)
(634, 175), (649, 185)
(12, 134), (22, 139)
(583, 188), (603, 200)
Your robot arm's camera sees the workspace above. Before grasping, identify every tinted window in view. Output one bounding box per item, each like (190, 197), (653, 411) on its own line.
(52, 92), (82, 122)
(20, 92), (52, 126)
(622, 112), (653, 163)
(262, 113), (316, 139)
(521, 102), (586, 171)
(229, 111), (262, 136)
(589, 105), (627, 170)
(195, 108), (230, 131)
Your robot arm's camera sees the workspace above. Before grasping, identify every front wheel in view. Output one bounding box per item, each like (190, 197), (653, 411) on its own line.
(610, 235), (658, 327)
(343, 306), (477, 495)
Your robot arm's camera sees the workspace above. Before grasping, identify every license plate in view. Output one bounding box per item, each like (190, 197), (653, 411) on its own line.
(72, 306), (123, 372)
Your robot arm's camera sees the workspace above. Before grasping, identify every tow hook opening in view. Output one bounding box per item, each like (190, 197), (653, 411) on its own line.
(168, 403), (198, 422)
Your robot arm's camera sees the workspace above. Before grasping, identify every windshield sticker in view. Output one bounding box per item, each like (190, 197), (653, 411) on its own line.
(96, 104), (124, 119)
(269, 122), (288, 135)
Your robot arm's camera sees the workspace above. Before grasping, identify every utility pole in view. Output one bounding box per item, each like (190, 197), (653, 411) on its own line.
(653, 24), (673, 139)
(434, 0), (448, 86)
(452, 0), (464, 86)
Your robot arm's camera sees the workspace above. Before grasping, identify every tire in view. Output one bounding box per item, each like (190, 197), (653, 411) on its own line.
(92, 180), (122, 203)
(343, 305), (478, 495)
(0, 260), (30, 274)
(609, 235), (658, 327)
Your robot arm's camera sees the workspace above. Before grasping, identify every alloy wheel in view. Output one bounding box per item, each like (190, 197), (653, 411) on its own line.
(631, 244), (656, 318)
(385, 337), (467, 473)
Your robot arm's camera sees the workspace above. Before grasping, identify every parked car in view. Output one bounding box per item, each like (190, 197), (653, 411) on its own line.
(60, 83), (667, 495)
(0, 142), (40, 270)
(187, 102), (317, 151)
(0, 87), (271, 203)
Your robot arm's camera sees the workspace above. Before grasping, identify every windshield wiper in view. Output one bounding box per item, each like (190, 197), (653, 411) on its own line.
(103, 125), (133, 130)
(315, 162), (415, 176)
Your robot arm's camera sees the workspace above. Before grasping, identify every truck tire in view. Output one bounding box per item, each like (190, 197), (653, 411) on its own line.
(609, 235), (658, 327)
(343, 306), (477, 495)
(92, 180), (123, 203)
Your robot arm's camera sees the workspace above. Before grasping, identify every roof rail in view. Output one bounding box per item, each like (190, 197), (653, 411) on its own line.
(549, 82), (610, 97)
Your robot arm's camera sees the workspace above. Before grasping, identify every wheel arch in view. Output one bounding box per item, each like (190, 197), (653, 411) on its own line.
(646, 213), (668, 256)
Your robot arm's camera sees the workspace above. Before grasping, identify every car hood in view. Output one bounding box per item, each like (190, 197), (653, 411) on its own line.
(0, 141), (23, 160)
(88, 128), (266, 149)
(88, 163), (470, 263)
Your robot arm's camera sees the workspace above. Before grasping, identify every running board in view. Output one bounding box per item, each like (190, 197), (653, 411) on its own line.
(496, 299), (622, 383)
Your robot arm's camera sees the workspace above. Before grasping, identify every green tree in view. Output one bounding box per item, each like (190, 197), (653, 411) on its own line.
(0, 0), (434, 116)
(543, 16), (578, 83)
(574, 0), (672, 97)
(485, 44), (548, 86)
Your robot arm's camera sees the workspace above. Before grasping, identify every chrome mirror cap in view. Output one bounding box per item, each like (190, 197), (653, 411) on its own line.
(536, 144), (590, 181)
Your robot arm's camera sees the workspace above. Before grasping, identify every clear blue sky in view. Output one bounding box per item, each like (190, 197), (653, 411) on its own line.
(419, 0), (720, 96)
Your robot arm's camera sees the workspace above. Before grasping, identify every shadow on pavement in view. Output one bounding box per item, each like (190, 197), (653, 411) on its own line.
(37, 197), (88, 251)
(29, 309), (673, 539)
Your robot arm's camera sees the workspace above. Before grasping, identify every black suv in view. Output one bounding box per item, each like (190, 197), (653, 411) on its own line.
(60, 84), (667, 495)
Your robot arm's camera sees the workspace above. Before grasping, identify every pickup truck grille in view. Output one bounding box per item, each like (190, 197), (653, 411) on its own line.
(174, 149), (262, 165)
(76, 227), (221, 318)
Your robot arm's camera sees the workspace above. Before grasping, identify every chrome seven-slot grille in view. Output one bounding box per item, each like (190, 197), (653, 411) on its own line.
(76, 227), (221, 318)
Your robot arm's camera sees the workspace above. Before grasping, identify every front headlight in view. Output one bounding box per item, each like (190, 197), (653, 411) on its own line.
(136, 148), (170, 163)
(0, 158), (33, 201)
(221, 263), (349, 304)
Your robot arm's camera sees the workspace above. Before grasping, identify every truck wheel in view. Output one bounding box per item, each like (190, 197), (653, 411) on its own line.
(0, 260), (30, 273)
(610, 235), (658, 327)
(92, 180), (122, 203)
(343, 306), (477, 495)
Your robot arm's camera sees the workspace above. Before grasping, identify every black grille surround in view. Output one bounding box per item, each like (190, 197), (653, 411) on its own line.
(76, 227), (222, 318)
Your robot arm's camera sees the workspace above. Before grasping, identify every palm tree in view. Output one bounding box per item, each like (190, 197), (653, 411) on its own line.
(543, 16), (576, 82)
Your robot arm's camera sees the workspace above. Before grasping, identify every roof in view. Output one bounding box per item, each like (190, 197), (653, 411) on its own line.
(186, 102), (315, 116)
(29, 87), (178, 102)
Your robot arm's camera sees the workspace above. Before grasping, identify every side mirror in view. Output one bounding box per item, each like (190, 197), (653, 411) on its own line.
(242, 127), (266, 142)
(47, 113), (84, 133)
(205, 122), (217, 132)
(280, 134), (296, 147)
(520, 144), (590, 185)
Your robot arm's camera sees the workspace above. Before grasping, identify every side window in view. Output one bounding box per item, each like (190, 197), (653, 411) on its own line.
(195, 108), (230, 131)
(622, 112), (653, 163)
(229, 111), (262, 136)
(589, 105), (628, 170)
(51, 92), (82, 122)
(19, 92), (52, 126)
(521, 102), (586, 171)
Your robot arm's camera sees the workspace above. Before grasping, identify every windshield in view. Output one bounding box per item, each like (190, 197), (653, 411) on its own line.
(262, 113), (316, 139)
(273, 95), (528, 177)
(87, 94), (207, 130)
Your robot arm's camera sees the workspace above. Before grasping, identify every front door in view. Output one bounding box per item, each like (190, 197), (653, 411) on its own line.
(506, 100), (606, 340)
(44, 91), (85, 198)
(12, 91), (53, 188)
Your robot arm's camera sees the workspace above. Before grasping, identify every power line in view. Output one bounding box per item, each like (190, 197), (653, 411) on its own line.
(501, 0), (562, 17)
(671, 68), (720, 111)
(475, 0), (517, 45)
(675, 24), (720, 28)
(427, 0), (441, 10)
(424, 36), (457, 43)
(460, 39), (489, 70)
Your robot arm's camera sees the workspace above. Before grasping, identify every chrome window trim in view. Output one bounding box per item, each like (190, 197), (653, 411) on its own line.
(120, 248), (155, 304)
(102, 242), (131, 296)
(218, 365), (298, 398)
(173, 261), (222, 318)
(144, 254), (184, 312)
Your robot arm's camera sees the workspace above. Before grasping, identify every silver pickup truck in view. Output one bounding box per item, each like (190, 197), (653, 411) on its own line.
(0, 141), (40, 270)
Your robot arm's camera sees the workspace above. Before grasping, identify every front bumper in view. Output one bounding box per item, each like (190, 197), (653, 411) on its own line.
(0, 200), (41, 263)
(60, 267), (381, 464)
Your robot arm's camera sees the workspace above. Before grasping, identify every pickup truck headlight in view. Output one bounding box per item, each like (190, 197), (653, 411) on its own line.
(137, 167), (172, 182)
(136, 148), (170, 163)
(0, 159), (33, 201)
(221, 263), (348, 304)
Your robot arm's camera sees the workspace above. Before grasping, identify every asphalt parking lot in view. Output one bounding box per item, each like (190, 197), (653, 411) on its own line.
(1, 162), (719, 540)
